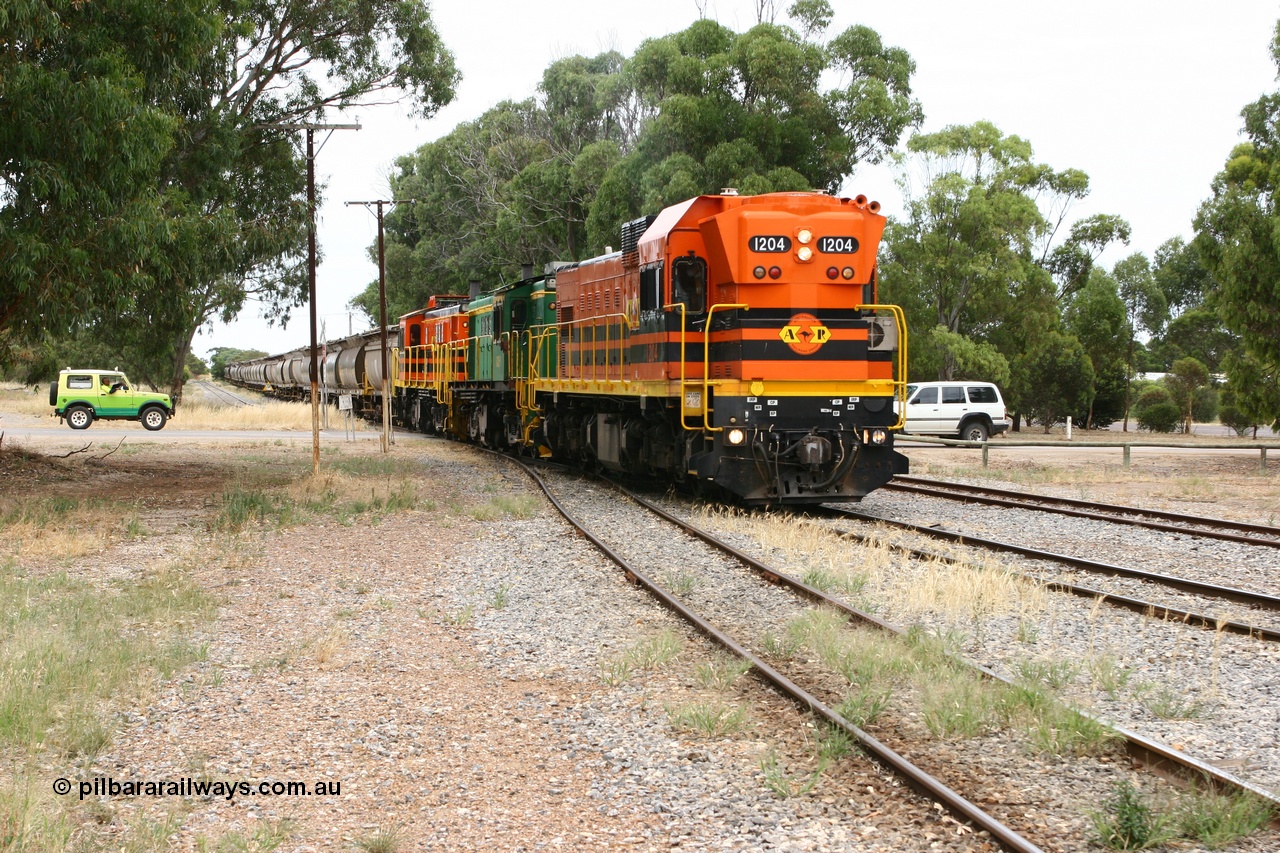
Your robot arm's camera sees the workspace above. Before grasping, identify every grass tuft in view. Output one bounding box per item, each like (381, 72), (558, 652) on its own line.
(665, 701), (749, 736)
(693, 655), (753, 691)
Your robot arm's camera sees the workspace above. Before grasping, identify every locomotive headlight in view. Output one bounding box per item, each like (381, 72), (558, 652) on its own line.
(796, 246), (813, 262)
(796, 229), (812, 244)
(863, 428), (888, 445)
(726, 428), (747, 446)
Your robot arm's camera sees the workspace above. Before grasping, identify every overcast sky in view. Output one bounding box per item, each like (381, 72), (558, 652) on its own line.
(199, 0), (1280, 361)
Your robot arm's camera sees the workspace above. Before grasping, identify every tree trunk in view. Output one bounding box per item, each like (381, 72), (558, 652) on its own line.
(168, 328), (196, 403)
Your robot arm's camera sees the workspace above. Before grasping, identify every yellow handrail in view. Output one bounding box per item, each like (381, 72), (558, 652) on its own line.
(662, 303), (693, 430)
(701, 303), (748, 431)
(857, 303), (909, 431)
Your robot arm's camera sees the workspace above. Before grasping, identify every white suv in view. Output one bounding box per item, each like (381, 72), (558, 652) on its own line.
(898, 381), (1009, 442)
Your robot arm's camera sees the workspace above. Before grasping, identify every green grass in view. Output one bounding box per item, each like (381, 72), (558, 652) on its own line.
(1024, 701), (1115, 755)
(1143, 685), (1203, 720)
(693, 655), (753, 691)
(624, 629), (684, 670)
(1091, 780), (1176, 850)
(1089, 779), (1276, 850)
(0, 558), (215, 851)
(835, 686), (892, 728)
(468, 495), (538, 521)
(1016, 657), (1080, 690)
(921, 677), (1002, 738)
(213, 486), (297, 531)
(661, 569), (700, 596)
(0, 495), (85, 528)
(665, 701), (749, 736)
(759, 751), (826, 798)
(1174, 786), (1276, 849)
(0, 563), (215, 757)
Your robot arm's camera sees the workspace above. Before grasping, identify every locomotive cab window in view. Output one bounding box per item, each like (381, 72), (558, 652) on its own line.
(671, 254), (707, 314)
(511, 299), (528, 331)
(640, 265), (663, 312)
(408, 324), (422, 347)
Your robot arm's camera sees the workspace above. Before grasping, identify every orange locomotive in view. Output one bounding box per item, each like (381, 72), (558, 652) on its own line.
(525, 190), (908, 504)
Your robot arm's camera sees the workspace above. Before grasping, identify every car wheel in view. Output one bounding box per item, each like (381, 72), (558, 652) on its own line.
(67, 406), (92, 430)
(961, 421), (989, 442)
(141, 407), (168, 431)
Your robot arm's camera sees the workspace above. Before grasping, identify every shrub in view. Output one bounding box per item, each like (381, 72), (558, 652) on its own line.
(1133, 387), (1179, 432)
(1137, 401), (1180, 432)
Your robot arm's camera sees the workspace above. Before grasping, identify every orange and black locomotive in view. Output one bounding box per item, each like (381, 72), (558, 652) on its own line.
(229, 190), (909, 505)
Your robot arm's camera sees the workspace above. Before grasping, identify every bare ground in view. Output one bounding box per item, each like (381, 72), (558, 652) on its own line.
(1, 418), (1277, 850)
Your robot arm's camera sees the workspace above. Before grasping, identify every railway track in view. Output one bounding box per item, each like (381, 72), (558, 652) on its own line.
(887, 475), (1280, 549)
(190, 379), (257, 408)
(817, 506), (1280, 643)
(503, 456), (1280, 849)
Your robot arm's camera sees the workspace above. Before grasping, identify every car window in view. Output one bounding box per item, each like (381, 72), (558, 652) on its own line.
(967, 386), (998, 403)
(941, 386), (966, 404)
(67, 375), (93, 390)
(912, 387), (937, 405)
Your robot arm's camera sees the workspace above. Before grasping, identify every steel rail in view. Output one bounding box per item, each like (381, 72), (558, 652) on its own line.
(830, 527), (1280, 644)
(494, 455), (1280, 816)
(887, 476), (1280, 549)
(503, 457), (1043, 853)
(612, 481), (1280, 811)
(192, 380), (254, 408)
(825, 506), (1280, 616)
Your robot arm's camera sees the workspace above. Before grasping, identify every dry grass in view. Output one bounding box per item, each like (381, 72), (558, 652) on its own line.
(905, 446), (1280, 524)
(0, 387), (51, 417)
(0, 495), (126, 560)
(0, 384), (365, 431)
(875, 551), (1048, 628)
(176, 400), (365, 431)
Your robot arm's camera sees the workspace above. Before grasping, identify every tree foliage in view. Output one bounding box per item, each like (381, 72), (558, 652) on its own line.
(362, 12), (922, 318)
(1008, 330), (1095, 432)
(1112, 252), (1168, 430)
(1064, 268), (1128, 428)
(207, 346), (266, 379)
(3, 0), (459, 395)
(1164, 356), (1210, 433)
(1193, 19), (1280, 428)
(1, 0), (211, 356)
(880, 121), (1128, 385)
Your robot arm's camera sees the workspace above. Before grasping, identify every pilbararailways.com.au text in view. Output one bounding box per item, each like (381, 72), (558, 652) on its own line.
(53, 776), (342, 802)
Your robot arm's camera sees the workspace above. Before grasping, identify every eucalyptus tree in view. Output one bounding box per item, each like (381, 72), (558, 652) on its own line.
(3, 0), (459, 394)
(1112, 253), (1168, 431)
(880, 121), (1126, 385)
(1009, 331), (1095, 433)
(1194, 20), (1280, 428)
(366, 9), (923, 320)
(1, 0), (212, 363)
(1064, 268), (1129, 427)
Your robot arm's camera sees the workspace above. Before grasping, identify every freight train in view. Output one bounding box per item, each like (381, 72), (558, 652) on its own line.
(227, 190), (909, 504)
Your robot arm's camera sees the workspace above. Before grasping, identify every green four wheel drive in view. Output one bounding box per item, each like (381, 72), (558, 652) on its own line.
(49, 369), (175, 431)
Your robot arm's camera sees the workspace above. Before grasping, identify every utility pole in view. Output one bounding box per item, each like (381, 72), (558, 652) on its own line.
(283, 122), (360, 474)
(346, 198), (417, 454)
